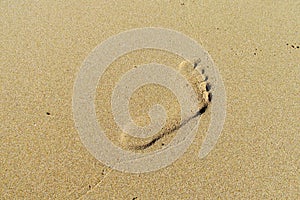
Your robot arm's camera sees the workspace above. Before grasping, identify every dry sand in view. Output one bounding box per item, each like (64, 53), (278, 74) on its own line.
(1, 1), (299, 199)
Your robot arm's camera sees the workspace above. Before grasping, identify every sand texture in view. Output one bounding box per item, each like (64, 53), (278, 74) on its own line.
(1, 1), (299, 199)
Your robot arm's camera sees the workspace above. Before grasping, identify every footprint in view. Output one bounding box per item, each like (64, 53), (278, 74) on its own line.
(129, 60), (212, 151)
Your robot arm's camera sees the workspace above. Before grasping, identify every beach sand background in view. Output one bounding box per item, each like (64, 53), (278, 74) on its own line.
(1, 1), (299, 199)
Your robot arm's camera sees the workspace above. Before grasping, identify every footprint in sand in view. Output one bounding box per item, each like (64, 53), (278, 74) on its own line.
(121, 60), (212, 151)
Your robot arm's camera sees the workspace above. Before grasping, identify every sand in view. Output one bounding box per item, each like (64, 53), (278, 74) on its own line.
(1, 0), (299, 199)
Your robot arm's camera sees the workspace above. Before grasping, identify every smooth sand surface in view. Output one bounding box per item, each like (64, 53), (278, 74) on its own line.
(1, 1), (299, 199)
